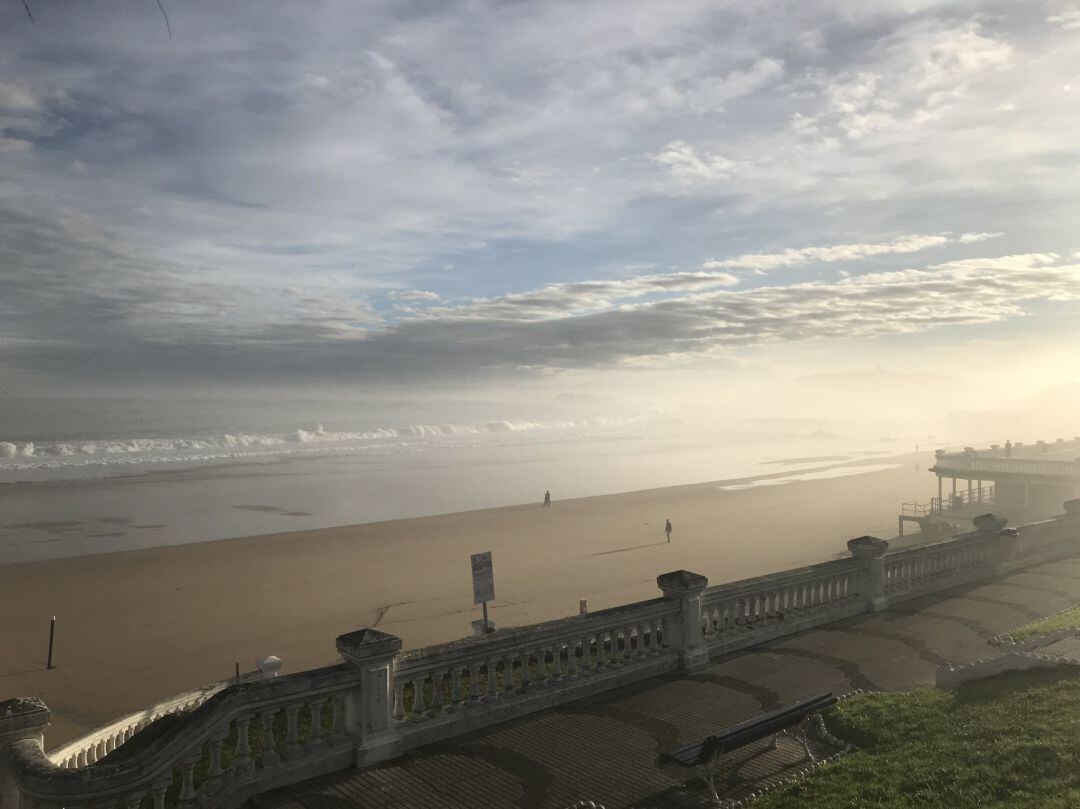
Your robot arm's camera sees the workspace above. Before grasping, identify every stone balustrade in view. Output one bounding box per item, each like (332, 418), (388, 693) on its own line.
(48, 685), (226, 770)
(6, 664), (360, 809)
(4, 506), (1080, 809)
(700, 558), (867, 657)
(388, 597), (682, 751)
(882, 533), (996, 603)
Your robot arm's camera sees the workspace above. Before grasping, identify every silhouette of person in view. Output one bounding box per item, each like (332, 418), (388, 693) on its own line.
(665, 519), (672, 542)
(1005, 440), (1013, 459)
(543, 490), (551, 507)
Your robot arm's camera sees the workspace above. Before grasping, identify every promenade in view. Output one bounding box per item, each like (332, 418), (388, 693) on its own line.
(261, 554), (1080, 809)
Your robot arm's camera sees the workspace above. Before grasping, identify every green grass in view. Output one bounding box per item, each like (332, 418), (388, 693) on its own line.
(1010, 607), (1080, 641)
(756, 668), (1080, 809)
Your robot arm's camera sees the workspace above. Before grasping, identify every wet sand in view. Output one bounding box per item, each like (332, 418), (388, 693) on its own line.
(0, 454), (936, 746)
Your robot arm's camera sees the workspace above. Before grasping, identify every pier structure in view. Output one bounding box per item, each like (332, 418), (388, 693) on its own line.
(900, 437), (1080, 536)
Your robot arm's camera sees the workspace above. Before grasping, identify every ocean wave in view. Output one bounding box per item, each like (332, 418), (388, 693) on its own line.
(0, 415), (647, 471)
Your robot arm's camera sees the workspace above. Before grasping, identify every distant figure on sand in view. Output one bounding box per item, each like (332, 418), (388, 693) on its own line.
(543, 490), (551, 507)
(1005, 440), (1013, 458)
(665, 519), (672, 542)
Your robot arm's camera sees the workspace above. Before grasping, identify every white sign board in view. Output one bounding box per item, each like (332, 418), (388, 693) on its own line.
(471, 551), (495, 604)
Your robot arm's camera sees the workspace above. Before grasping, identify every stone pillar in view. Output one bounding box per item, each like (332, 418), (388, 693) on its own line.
(847, 536), (889, 612)
(656, 570), (709, 671)
(335, 628), (403, 767)
(0, 699), (49, 809)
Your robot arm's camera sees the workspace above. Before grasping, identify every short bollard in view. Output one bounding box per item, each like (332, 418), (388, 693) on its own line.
(46, 616), (56, 670)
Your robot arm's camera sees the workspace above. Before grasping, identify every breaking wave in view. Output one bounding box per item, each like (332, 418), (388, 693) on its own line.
(0, 416), (648, 473)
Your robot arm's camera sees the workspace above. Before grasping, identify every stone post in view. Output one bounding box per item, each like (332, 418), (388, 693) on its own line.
(656, 570), (710, 671)
(0, 699), (49, 809)
(847, 536), (889, 612)
(335, 628), (403, 768)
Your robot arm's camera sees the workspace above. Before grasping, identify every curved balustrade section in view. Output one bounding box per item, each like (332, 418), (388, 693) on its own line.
(13, 664), (358, 809)
(701, 558), (866, 656)
(48, 684), (226, 770)
(392, 598), (680, 747)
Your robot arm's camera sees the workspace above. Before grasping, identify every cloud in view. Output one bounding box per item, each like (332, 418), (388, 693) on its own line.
(958, 232), (1003, 244)
(651, 141), (740, 183)
(703, 234), (952, 271)
(0, 82), (39, 112)
(2, 3), (1080, 387)
(389, 290), (441, 302)
(1047, 8), (1080, 29)
(6, 246), (1079, 382)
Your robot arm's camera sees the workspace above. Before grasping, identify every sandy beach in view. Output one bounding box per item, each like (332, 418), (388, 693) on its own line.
(1, 454), (936, 746)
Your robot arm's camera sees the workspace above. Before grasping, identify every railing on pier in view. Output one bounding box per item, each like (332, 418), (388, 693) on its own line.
(934, 453), (1080, 479)
(929, 485), (995, 516)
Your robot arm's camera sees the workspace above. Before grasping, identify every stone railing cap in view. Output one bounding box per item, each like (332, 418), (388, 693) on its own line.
(972, 513), (1008, 532)
(336, 627), (403, 662)
(0, 698), (49, 733)
(847, 535), (889, 556)
(656, 570), (708, 592)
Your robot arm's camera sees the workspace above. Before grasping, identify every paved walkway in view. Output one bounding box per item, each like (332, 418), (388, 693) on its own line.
(261, 555), (1080, 809)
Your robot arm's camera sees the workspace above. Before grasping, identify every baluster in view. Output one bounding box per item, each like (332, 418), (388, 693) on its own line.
(621, 628), (633, 661)
(451, 667), (465, 706)
(206, 731), (227, 792)
(284, 701), (303, 760)
(178, 753), (200, 807)
(233, 715), (253, 773)
(502, 657), (515, 693)
(486, 659), (499, 697)
(412, 675), (427, 715)
(518, 652), (531, 689)
(151, 780), (170, 809)
(565, 639), (579, 676)
(611, 630), (622, 661)
(431, 670), (446, 710)
(595, 633), (607, 669)
(468, 663), (481, 700)
(579, 635), (593, 670)
(330, 694), (346, 740)
(307, 698), (328, 748)
(260, 708), (281, 766)
(393, 682), (406, 720)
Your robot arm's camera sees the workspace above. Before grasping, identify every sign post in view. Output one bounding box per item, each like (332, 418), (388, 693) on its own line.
(470, 551), (495, 634)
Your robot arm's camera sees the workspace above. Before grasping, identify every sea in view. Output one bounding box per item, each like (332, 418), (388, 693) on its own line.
(0, 394), (915, 565)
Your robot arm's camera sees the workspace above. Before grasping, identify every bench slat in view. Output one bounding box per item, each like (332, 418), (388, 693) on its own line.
(659, 692), (836, 767)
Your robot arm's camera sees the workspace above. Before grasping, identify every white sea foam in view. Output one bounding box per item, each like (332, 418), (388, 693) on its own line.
(0, 415), (647, 475)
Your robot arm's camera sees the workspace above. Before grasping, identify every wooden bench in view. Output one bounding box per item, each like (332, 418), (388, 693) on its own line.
(657, 692), (837, 804)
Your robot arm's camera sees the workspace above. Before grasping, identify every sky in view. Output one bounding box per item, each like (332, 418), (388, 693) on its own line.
(2, 0), (1080, 405)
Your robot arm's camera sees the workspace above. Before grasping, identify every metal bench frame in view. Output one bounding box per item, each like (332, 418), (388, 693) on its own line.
(657, 692), (837, 805)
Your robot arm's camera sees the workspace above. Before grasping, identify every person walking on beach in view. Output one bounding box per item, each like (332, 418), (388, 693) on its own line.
(543, 490), (551, 507)
(665, 518), (672, 543)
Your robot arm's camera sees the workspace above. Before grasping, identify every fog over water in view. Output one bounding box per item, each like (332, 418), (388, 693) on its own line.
(4, 369), (1078, 564)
